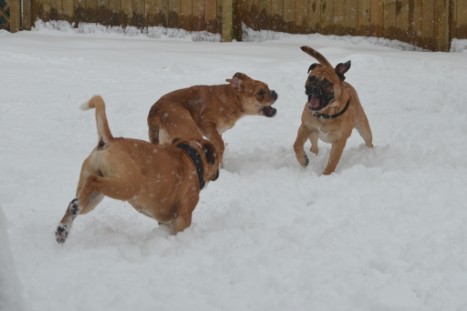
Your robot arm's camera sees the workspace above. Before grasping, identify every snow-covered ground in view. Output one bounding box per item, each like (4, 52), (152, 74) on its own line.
(1, 23), (467, 311)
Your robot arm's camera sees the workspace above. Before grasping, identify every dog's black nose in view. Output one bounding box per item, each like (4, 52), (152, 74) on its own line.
(270, 90), (278, 100)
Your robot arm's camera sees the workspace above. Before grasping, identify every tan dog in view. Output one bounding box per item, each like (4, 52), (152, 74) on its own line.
(55, 95), (220, 244)
(147, 72), (278, 163)
(293, 46), (373, 175)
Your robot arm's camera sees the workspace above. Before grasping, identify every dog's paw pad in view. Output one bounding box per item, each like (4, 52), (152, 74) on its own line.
(55, 224), (69, 244)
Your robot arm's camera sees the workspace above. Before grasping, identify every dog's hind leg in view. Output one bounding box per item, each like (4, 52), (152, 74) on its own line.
(55, 192), (104, 244)
(356, 113), (373, 148)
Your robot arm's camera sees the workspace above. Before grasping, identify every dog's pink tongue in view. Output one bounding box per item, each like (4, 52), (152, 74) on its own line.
(308, 97), (320, 109)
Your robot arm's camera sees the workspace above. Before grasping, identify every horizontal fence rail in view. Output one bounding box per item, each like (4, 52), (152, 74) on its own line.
(6, 0), (467, 51)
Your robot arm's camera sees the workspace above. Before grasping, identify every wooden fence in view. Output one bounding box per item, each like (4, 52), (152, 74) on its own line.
(4, 0), (467, 51)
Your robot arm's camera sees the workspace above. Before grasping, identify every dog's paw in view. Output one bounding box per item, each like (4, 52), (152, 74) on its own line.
(297, 154), (309, 167)
(55, 224), (69, 244)
(310, 145), (319, 155)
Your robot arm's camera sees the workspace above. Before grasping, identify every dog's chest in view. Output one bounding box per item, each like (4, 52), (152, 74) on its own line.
(311, 119), (343, 143)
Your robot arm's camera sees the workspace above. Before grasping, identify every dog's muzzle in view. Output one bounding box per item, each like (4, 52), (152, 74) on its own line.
(261, 90), (278, 117)
(305, 78), (333, 111)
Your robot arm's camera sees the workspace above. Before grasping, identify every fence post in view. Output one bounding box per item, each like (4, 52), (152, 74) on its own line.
(221, 0), (233, 41)
(8, 0), (20, 32)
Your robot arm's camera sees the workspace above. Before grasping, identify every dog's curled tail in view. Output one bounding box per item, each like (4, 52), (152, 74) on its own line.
(301, 45), (333, 68)
(81, 95), (114, 146)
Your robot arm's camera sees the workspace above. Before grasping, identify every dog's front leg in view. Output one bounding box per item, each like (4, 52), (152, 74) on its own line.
(323, 139), (347, 175)
(293, 124), (313, 167)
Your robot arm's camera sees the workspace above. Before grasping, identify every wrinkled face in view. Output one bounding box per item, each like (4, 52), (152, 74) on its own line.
(227, 72), (278, 117)
(305, 63), (339, 112)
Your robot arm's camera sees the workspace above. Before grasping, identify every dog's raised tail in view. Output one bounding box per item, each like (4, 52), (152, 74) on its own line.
(301, 45), (333, 68)
(81, 95), (114, 145)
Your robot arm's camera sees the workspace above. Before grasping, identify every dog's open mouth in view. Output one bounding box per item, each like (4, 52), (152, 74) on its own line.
(261, 106), (277, 117)
(307, 96), (322, 111)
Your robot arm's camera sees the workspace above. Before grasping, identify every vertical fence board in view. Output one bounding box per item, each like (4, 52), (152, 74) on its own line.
(180, 0), (193, 30)
(345, 0), (358, 35)
(192, 0), (204, 30)
(383, 0), (396, 39)
(63, 0), (74, 20)
(455, 0), (467, 39)
(132, 0), (145, 27)
(396, 0), (410, 43)
(283, 0), (295, 32)
(50, 0), (61, 20)
(271, 0), (283, 31)
(358, 0), (371, 35)
(370, 0), (383, 36)
(221, 0), (233, 40)
(23, 0), (33, 29)
(308, 0), (320, 32)
(320, 0), (334, 34)
(421, 1), (435, 49)
(9, 0), (20, 32)
(295, 0), (308, 32)
(258, 0), (271, 30)
(434, 0), (450, 51)
(205, 0), (217, 33)
(333, 0), (345, 35)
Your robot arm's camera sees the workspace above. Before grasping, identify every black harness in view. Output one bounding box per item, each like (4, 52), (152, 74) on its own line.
(177, 143), (205, 190)
(313, 99), (350, 120)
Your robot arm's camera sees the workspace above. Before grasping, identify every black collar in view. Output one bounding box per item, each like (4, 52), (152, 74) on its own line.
(177, 143), (205, 190)
(313, 99), (350, 120)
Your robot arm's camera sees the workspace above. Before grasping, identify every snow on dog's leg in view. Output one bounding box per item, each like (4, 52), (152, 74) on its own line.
(55, 198), (80, 243)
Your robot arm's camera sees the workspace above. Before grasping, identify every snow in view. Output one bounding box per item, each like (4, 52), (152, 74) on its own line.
(1, 22), (467, 311)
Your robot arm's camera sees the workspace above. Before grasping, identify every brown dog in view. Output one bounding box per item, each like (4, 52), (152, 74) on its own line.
(293, 46), (373, 175)
(55, 95), (220, 243)
(147, 72), (278, 163)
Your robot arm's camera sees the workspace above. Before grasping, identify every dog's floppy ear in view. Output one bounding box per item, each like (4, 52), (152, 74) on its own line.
(202, 142), (217, 165)
(308, 63), (318, 74)
(226, 72), (249, 91)
(335, 61), (351, 81)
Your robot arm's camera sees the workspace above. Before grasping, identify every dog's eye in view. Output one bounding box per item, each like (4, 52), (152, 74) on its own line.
(257, 89), (266, 97)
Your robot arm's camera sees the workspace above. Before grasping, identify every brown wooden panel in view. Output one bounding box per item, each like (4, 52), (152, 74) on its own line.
(358, 0), (371, 35)
(23, 0), (33, 29)
(308, 0), (320, 32)
(63, 0), (74, 20)
(271, 0), (284, 32)
(383, 0), (396, 39)
(50, 0), (62, 20)
(9, 0), (20, 32)
(295, 0), (308, 33)
(454, 0), (467, 39)
(395, 0), (409, 42)
(434, 0), (449, 51)
(221, 0), (233, 40)
(421, 0), (435, 49)
(132, 0), (145, 27)
(180, 0), (193, 30)
(345, 0), (358, 35)
(205, 0), (217, 33)
(320, 0), (334, 34)
(283, 0), (295, 32)
(333, 0), (346, 35)
(192, 0), (204, 30)
(258, 0), (271, 30)
(156, 0), (169, 26)
(370, 0), (383, 36)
